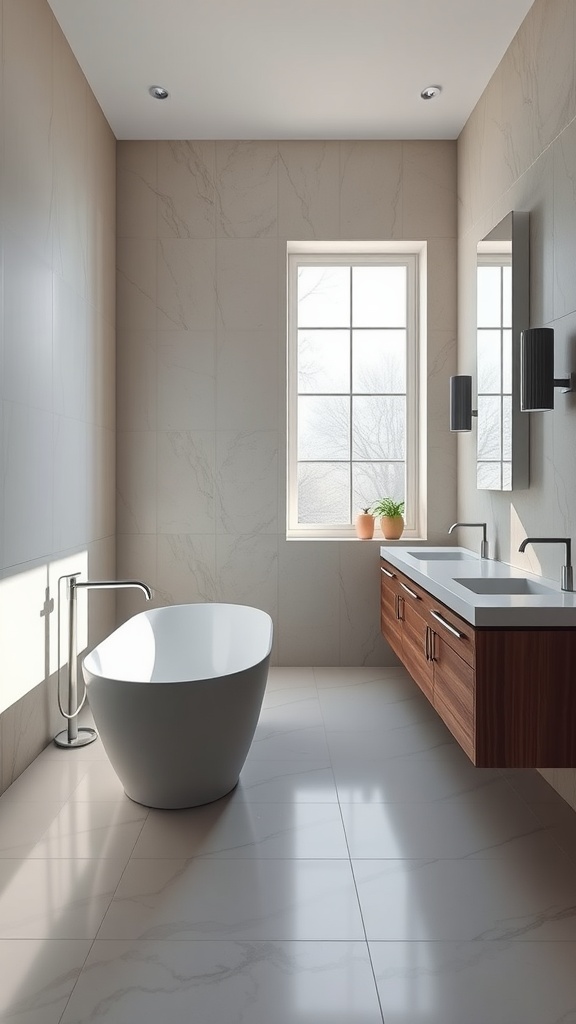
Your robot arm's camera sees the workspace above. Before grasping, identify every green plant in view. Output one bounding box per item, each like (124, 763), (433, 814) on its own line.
(359, 506), (374, 516)
(371, 497), (405, 518)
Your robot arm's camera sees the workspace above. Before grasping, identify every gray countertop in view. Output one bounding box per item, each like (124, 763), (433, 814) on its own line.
(380, 545), (576, 627)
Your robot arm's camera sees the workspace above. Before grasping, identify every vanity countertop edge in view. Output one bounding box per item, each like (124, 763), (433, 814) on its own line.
(380, 545), (576, 628)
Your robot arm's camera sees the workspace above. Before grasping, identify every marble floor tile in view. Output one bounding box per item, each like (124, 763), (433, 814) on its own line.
(247, 725), (330, 761)
(131, 801), (349, 859)
(96, 858), (365, 940)
(327, 717), (456, 763)
(236, 760), (338, 803)
(333, 748), (504, 804)
(353, 853), (576, 941)
(262, 686), (318, 709)
(1, 660), (575, 1021)
(320, 692), (438, 733)
(0, 757), (90, 807)
(266, 667), (316, 690)
(0, 938), (91, 1024)
(60, 940), (383, 1024)
(0, 857), (129, 938)
(0, 801), (69, 859)
(369, 940), (576, 1024)
(314, 666), (409, 689)
(28, 800), (148, 860)
(256, 697), (325, 731)
(340, 782), (549, 859)
(67, 761), (128, 802)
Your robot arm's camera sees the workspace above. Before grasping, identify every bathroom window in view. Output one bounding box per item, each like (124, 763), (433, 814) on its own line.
(287, 242), (424, 539)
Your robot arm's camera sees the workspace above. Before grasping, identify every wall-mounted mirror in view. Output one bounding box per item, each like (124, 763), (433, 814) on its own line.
(476, 211), (530, 490)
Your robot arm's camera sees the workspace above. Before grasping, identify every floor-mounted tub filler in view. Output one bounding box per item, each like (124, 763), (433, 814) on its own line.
(83, 603), (273, 808)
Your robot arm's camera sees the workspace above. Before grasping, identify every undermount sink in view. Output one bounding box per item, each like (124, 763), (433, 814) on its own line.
(408, 550), (476, 561)
(453, 577), (557, 596)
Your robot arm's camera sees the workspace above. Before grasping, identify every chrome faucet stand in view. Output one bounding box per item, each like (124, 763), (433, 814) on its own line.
(54, 573), (152, 749)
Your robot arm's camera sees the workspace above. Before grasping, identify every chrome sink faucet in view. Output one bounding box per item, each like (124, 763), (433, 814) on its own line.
(448, 522), (489, 559)
(518, 537), (573, 592)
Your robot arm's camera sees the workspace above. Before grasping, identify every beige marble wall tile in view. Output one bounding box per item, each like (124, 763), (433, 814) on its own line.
(3, 403), (54, 566)
(338, 542), (398, 667)
(157, 533), (217, 604)
(2, 231), (53, 411)
(157, 430), (216, 534)
(402, 142), (457, 239)
(502, 0), (575, 177)
(553, 119), (576, 321)
(2, 0), (54, 265)
(216, 239), (279, 330)
(0, 0), (116, 787)
(158, 141), (215, 239)
(216, 330), (279, 432)
(87, 425), (116, 542)
(157, 331), (216, 432)
(116, 238), (157, 332)
(340, 142), (402, 239)
(116, 430), (157, 536)
(52, 277), (88, 420)
(539, 770), (576, 813)
(52, 21), (88, 297)
(277, 540), (341, 665)
(117, 141), (158, 240)
(427, 238), (458, 333)
(215, 430), (278, 536)
(216, 141), (278, 238)
(215, 533), (279, 623)
(87, 309), (115, 430)
(116, 330), (157, 432)
(157, 238), (216, 331)
(53, 415), (88, 552)
(278, 141), (340, 240)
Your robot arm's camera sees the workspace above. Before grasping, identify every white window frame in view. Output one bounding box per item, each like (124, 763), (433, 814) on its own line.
(287, 241), (426, 540)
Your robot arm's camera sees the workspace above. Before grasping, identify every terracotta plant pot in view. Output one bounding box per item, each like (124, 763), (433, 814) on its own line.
(380, 515), (404, 540)
(355, 513), (375, 540)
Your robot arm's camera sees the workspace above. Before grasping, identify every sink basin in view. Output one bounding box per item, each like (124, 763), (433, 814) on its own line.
(408, 551), (476, 561)
(454, 577), (557, 596)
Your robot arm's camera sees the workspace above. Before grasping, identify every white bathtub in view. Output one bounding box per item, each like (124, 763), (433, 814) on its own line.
(83, 603), (273, 808)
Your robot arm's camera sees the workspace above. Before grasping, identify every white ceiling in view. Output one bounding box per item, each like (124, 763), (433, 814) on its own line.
(47, 0), (535, 141)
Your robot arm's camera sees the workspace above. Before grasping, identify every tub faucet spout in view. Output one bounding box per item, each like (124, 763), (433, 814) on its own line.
(55, 574), (152, 749)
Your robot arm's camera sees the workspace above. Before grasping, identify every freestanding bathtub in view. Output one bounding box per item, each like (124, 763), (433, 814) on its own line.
(83, 603), (273, 809)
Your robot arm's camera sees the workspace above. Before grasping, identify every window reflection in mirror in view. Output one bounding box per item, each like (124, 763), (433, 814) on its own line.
(476, 212), (529, 491)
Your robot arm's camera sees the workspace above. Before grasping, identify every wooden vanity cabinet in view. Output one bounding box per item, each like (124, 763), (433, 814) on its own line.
(380, 557), (576, 768)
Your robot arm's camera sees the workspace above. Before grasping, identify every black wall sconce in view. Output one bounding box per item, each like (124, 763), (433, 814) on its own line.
(520, 327), (576, 411)
(449, 375), (477, 431)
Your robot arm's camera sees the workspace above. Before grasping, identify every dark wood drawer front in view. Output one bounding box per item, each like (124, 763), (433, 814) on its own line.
(402, 600), (433, 701)
(433, 637), (474, 755)
(427, 604), (475, 667)
(380, 565), (403, 655)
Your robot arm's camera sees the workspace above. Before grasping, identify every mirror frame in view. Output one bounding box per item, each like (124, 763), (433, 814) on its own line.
(476, 211), (530, 491)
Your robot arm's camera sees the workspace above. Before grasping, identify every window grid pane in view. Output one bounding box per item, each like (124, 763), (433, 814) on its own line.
(295, 264), (408, 526)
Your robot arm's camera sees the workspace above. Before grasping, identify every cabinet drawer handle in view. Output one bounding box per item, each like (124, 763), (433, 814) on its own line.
(381, 566), (396, 578)
(430, 609), (466, 640)
(400, 582), (419, 600)
(425, 624), (430, 661)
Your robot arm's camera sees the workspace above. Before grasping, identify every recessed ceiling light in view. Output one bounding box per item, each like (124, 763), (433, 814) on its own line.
(149, 85), (169, 100)
(420, 85), (442, 100)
